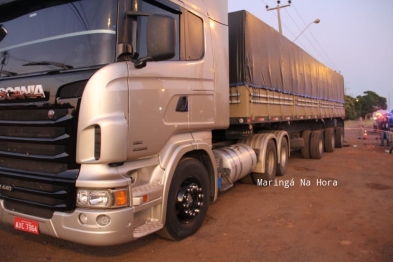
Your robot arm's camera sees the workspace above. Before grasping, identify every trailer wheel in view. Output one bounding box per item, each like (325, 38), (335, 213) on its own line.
(324, 128), (335, 152)
(276, 138), (288, 176)
(301, 130), (312, 159)
(157, 158), (210, 241)
(252, 139), (277, 184)
(335, 127), (344, 148)
(310, 130), (324, 159)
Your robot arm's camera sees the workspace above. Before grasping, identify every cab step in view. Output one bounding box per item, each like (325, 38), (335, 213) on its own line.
(134, 221), (163, 238)
(132, 182), (163, 206)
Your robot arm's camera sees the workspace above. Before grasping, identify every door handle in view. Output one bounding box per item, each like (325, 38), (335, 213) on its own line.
(176, 95), (188, 112)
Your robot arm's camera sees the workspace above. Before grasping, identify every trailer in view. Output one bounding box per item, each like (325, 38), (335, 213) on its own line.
(0, 0), (344, 246)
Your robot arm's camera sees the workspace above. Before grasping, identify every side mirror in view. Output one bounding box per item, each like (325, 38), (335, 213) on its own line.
(0, 24), (7, 42)
(134, 15), (176, 69)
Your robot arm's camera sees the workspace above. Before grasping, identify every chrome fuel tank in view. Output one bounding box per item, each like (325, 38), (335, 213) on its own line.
(213, 144), (256, 183)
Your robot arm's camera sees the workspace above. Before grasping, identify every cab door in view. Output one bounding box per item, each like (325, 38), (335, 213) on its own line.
(127, 0), (187, 160)
(182, 3), (215, 130)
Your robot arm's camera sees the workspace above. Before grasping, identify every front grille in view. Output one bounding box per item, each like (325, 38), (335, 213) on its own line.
(0, 157), (67, 173)
(0, 109), (67, 121)
(0, 103), (80, 219)
(0, 126), (65, 138)
(0, 141), (65, 156)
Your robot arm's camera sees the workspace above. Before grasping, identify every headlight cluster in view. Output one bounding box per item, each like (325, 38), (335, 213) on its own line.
(76, 188), (128, 208)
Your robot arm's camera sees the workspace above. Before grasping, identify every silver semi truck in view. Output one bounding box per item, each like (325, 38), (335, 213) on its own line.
(0, 0), (344, 245)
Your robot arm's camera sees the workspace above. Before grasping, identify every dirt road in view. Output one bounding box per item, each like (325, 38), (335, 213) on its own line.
(0, 123), (392, 262)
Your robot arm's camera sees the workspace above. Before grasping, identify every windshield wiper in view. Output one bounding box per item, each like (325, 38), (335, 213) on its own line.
(0, 69), (17, 76)
(23, 61), (73, 70)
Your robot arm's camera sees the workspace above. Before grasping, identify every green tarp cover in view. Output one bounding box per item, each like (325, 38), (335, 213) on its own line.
(229, 10), (344, 103)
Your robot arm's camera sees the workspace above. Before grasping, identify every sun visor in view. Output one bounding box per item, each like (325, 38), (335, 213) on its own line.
(0, 0), (17, 4)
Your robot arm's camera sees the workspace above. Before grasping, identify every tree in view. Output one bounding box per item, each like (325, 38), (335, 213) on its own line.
(355, 91), (387, 118)
(345, 95), (357, 120)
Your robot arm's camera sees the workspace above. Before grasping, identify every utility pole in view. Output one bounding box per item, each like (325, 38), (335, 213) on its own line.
(266, 1), (292, 35)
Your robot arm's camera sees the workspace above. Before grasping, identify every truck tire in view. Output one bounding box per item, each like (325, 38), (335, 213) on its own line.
(276, 138), (288, 176)
(310, 130), (324, 159)
(324, 128), (335, 152)
(301, 130), (312, 159)
(252, 139), (277, 184)
(157, 158), (210, 241)
(335, 127), (344, 148)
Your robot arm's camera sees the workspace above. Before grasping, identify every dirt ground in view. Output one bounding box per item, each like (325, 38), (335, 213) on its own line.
(0, 121), (392, 262)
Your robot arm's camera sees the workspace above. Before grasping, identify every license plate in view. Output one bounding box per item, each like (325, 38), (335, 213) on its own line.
(14, 217), (39, 235)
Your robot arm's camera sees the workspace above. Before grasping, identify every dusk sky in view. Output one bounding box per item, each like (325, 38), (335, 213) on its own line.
(228, 0), (393, 109)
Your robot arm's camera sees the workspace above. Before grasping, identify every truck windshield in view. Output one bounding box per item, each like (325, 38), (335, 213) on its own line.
(0, 0), (117, 77)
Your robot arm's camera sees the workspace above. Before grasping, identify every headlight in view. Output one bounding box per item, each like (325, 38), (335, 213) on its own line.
(76, 188), (128, 208)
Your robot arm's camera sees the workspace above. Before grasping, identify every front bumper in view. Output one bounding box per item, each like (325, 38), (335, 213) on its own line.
(0, 199), (135, 246)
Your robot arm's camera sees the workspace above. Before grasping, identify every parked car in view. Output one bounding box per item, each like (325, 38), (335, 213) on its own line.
(373, 110), (393, 129)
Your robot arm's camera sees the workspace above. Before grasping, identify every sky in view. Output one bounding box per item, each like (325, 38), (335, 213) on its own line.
(228, 0), (393, 109)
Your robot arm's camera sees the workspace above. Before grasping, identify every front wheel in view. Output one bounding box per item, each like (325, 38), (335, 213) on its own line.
(157, 158), (210, 241)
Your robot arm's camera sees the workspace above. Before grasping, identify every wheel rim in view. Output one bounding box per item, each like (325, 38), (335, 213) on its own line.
(175, 179), (204, 223)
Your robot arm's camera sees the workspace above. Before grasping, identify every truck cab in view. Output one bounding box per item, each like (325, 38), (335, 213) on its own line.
(0, 0), (228, 245)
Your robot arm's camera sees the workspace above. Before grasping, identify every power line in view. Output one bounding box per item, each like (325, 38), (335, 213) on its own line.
(286, 8), (330, 67)
(291, 3), (339, 70)
(281, 8), (301, 39)
(260, 0), (269, 6)
(259, 1), (318, 59)
(265, 3), (331, 68)
(283, 6), (302, 32)
(308, 29), (339, 70)
(281, 8), (309, 48)
(260, 0), (296, 38)
(289, 5), (329, 66)
(260, 0), (338, 71)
